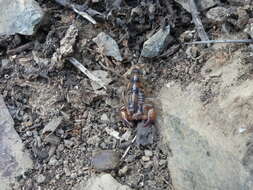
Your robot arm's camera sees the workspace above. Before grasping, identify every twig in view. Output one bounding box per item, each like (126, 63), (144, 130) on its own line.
(189, 0), (209, 42)
(121, 135), (137, 160)
(54, 0), (100, 24)
(68, 57), (107, 90)
(7, 42), (34, 55)
(185, 39), (253, 45)
(72, 8), (97, 24)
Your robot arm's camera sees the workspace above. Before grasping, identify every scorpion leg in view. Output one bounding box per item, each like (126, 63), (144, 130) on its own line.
(120, 107), (133, 127)
(142, 105), (156, 127)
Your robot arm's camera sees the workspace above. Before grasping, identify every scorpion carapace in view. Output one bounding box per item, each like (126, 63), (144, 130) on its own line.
(120, 68), (156, 127)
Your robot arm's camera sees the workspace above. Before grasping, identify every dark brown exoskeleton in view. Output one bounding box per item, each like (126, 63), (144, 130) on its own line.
(120, 68), (156, 127)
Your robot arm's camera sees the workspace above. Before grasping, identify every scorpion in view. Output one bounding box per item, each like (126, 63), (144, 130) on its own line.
(120, 68), (156, 128)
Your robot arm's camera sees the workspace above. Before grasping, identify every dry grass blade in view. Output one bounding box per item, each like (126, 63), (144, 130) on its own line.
(185, 39), (253, 45)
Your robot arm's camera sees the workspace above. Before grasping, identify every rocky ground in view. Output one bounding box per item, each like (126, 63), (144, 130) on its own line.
(1, 0), (253, 190)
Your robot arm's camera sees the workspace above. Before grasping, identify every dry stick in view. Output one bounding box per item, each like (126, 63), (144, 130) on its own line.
(121, 135), (137, 160)
(7, 42), (34, 55)
(189, 0), (209, 42)
(68, 57), (107, 90)
(54, 0), (98, 25)
(185, 39), (253, 45)
(72, 7), (97, 24)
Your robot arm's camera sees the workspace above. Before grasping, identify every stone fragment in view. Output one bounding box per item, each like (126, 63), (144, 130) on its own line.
(118, 166), (128, 176)
(93, 32), (123, 61)
(141, 25), (171, 58)
(0, 95), (33, 190)
(136, 121), (154, 146)
(36, 174), (46, 184)
(73, 174), (132, 190)
(90, 70), (112, 91)
(52, 24), (78, 63)
(42, 117), (63, 136)
(206, 7), (229, 22)
(0, 0), (44, 36)
(92, 150), (120, 171)
(144, 150), (153, 157)
(175, 0), (217, 12)
(244, 18), (253, 39)
(101, 113), (109, 121)
(142, 156), (150, 162)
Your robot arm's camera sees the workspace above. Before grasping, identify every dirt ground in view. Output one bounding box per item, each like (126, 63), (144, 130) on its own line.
(0, 0), (252, 189)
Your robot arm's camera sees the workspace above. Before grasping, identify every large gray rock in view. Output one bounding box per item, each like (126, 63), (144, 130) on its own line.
(141, 25), (171, 58)
(0, 95), (33, 190)
(73, 174), (132, 190)
(0, 0), (44, 36)
(158, 48), (253, 190)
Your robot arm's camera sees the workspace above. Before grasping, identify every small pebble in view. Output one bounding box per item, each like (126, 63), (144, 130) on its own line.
(142, 156), (150, 162)
(26, 131), (33, 137)
(101, 113), (109, 121)
(55, 174), (61, 180)
(64, 140), (74, 148)
(118, 165), (128, 176)
(48, 157), (59, 166)
(36, 174), (46, 184)
(144, 161), (153, 169)
(159, 159), (167, 166)
(57, 144), (64, 152)
(144, 150), (153, 157)
(70, 173), (77, 179)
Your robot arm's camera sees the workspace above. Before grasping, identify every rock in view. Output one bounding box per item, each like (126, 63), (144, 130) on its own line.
(227, 0), (250, 5)
(92, 150), (121, 171)
(0, 95), (33, 190)
(101, 113), (109, 122)
(143, 161), (153, 169)
(185, 46), (199, 58)
(175, 0), (217, 12)
(93, 32), (123, 61)
(244, 18), (253, 39)
(144, 150), (153, 157)
(52, 24), (78, 63)
(159, 48), (253, 190)
(1, 59), (10, 68)
(141, 25), (171, 58)
(48, 157), (59, 166)
(206, 7), (229, 23)
(42, 117), (63, 136)
(0, 0), (44, 36)
(64, 139), (75, 148)
(70, 173), (77, 179)
(44, 134), (60, 145)
(159, 159), (167, 166)
(73, 174), (132, 190)
(142, 156), (150, 162)
(87, 135), (100, 145)
(36, 174), (46, 184)
(121, 130), (131, 141)
(136, 121), (154, 146)
(105, 127), (121, 140)
(90, 70), (112, 91)
(118, 165), (128, 176)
